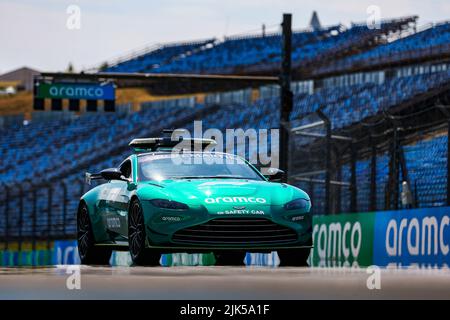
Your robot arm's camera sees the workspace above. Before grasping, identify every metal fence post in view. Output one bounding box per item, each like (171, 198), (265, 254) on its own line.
(309, 180), (315, 215)
(279, 13), (292, 182)
(392, 124), (399, 210)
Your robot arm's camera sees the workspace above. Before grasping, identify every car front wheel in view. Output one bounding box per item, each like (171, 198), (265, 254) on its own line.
(77, 202), (112, 265)
(128, 198), (161, 266)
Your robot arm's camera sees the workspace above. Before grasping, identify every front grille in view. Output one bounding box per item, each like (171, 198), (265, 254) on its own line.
(172, 218), (298, 245)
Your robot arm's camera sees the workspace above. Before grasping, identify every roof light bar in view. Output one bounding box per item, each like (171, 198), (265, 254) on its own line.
(129, 136), (217, 152)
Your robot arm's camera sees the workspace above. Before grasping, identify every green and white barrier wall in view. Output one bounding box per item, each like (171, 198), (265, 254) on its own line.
(311, 206), (450, 268)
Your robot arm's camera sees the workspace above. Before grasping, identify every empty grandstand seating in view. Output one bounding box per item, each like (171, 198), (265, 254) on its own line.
(317, 21), (450, 75)
(403, 134), (448, 208)
(293, 131), (447, 216)
(105, 39), (215, 73)
(290, 69), (450, 130)
(105, 17), (415, 75)
(333, 134), (447, 213)
(0, 104), (210, 238)
(153, 27), (338, 74)
(336, 153), (390, 214)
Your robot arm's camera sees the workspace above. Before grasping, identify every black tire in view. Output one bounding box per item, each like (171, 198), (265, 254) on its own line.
(77, 202), (112, 265)
(214, 251), (246, 266)
(128, 198), (161, 266)
(277, 248), (311, 267)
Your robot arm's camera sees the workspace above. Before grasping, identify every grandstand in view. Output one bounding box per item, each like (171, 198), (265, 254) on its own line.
(315, 21), (450, 76)
(104, 16), (417, 76)
(1, 15), (450, 246)
(104, 39), (215, 73)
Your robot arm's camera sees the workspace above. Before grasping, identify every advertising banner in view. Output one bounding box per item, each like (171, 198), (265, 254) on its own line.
(0, 241), (52, 266)
(373, 207), (450, 267)
(36, 82), (115, 100)
(312, 206), (450, 268)
(311, 212), (375, 267)
(53, 240), (80, 265)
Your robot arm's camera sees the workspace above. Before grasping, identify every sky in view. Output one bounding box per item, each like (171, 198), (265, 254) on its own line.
(1, 0), (449, 73)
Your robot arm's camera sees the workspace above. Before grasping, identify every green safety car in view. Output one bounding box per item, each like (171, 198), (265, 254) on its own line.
(77, 134), (312, 266)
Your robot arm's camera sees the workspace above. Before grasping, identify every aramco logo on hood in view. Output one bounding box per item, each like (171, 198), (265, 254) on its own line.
(205, 197), (267, 204)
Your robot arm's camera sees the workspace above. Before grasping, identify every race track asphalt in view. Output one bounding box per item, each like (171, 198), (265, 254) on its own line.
(1, 266), (450, 299)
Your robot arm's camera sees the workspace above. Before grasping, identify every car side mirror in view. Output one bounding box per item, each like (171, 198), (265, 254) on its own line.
(264, 168), (285, 182)
(100, 168), (126, 181)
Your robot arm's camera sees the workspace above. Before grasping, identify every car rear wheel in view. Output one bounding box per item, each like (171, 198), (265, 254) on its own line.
(128, 199), (161, 266)
(77, 202), (112, 265)
(214, 251), (246, 266)
(277, 248), (310, 267)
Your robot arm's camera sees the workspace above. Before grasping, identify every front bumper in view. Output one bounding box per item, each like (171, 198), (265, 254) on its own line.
(141, 201), (312, 251)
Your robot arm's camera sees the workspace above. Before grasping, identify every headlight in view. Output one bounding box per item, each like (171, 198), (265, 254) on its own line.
(149, 199), (189, 210)
(284, 198), (309, 210)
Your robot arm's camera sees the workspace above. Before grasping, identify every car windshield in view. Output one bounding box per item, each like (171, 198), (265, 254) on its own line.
(138, 153), (263, 181)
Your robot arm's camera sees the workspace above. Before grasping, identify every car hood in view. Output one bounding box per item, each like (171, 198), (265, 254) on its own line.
(137, 179), (309, 207)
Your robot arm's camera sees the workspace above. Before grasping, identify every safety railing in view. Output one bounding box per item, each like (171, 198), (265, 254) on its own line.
(0, 178), (86, 250)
